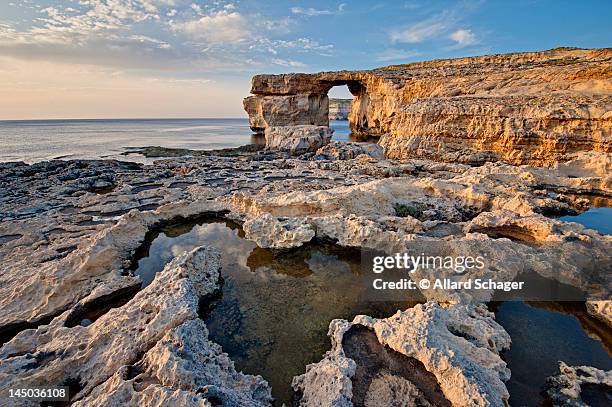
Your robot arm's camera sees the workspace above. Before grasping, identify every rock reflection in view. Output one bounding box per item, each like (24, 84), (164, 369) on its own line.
(132, 216), (416, 406)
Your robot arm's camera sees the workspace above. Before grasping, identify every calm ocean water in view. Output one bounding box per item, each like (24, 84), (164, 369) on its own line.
(0, 118), (351, 163)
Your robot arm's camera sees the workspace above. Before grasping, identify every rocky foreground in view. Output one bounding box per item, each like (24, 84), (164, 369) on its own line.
(0, 139), (611, 406)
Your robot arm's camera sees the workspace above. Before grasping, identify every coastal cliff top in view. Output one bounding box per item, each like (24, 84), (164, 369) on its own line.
(250, 47), (612, 95)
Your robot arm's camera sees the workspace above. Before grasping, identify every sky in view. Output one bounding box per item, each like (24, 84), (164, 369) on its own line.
(0, 0), (610, 119)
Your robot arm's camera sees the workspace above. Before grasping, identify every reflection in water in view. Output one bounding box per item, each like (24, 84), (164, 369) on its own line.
(133, 216), (612, 406)
(330, 120), (379, 143)
(494, 301), (612, 407)
(560, 207), (612, 235)
(133, 217), (416, 405)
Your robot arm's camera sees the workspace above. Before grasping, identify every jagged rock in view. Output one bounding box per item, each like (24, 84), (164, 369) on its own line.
(586, 300), (612, 327)
(74, 320), (271, 407)
(316, 142), (385, 161)
(228, 173), (612, 305)
(544, 362), (612, 406)
(363, 373), (440, 407)
(243, 213), (315, 249)
(265, 125), (333, 155)
(244, 48), (612, 166)
(292, 353), (355, 407)
(244, 94), (329, 133)
(0, 198), (226, 338)
(293, 302), (511, 407)
(0, 247), (272, 406)
(1, 134), (611, 407)
(465, 209), (593, 242)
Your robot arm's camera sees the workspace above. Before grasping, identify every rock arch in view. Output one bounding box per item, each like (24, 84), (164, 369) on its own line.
(243, 73), (377, 137)
(243, 48), (612, 166)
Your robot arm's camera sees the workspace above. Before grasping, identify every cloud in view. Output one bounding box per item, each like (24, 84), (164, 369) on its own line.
(390, 12), (454, 43)
(375, 49), (421, 62)
(129, 35), (171, 49)
(449, 29), (477, 46)
(0, 0), (335, 73)
(190, 3), (202, 14)
(290, 3), (346, 17)
(256, 38), (334, 54)
(171, 10), (250, 43)
(271, 58), (306, 68)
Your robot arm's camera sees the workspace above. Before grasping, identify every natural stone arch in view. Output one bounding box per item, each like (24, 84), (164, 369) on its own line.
(243, 48), (612, 165)
(243, 74), (371, 136)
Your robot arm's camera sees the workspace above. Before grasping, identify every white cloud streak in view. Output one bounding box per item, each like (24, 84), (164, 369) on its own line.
(390, 12), (454, 43)
(290, 3), (346, 17)
(449, 29), (477, 46)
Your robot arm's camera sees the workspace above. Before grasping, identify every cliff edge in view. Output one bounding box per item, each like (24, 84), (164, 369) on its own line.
(243, 48), (611, 166)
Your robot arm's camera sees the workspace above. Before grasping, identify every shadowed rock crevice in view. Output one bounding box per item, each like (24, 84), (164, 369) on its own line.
(545, 363), (612, 407)
(64, 283), (142, 328)
(0, 312), (64, 347)
(342, 325), (452, 407)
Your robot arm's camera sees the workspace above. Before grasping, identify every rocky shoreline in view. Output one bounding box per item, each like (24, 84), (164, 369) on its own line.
(0, 141), (610, 406)
(1, 48), (611, 406)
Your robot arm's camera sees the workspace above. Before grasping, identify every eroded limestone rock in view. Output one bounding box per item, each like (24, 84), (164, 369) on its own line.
(316, 142), (385, 161)
(544, 362), (612, 407)
(293, 302), (511, 407)
(329, 98), (352, 121)
(0, 247), (272, 406)
(244, 48), (612, 166)
(265, 125), (333, 155)
(228, 172), (612, 305)
(74, 320), (271, 407)
(1, 138), (611, 407)
(243, 213), (315, 249)
(0, 198), (226, 339)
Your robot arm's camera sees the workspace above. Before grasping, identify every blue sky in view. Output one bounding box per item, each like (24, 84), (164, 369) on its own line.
(0, 0), (610, 119)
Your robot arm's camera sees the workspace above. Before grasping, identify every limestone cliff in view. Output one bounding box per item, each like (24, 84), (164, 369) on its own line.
(329, 98), (352, 120)
(243, 48), (612, 166)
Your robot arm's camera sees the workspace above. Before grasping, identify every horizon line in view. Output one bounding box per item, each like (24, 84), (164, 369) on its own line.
(0, 116), (250, 122)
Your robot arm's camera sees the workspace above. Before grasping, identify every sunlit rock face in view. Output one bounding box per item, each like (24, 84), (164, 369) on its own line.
(244, 48), (612, 166)
(264, 125), (333, 155)
(292, 303), (512, 407)
(329, 98), (352, 120)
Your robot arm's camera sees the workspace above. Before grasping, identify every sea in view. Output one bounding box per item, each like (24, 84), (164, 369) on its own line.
(0, 118), (351, 164)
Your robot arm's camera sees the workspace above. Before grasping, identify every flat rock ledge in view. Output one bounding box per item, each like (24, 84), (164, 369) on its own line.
(0, 144), (611, 407)
(292, 302), (511, 407)
(0, 247), (272, 406)
(544, 362), (612, 407)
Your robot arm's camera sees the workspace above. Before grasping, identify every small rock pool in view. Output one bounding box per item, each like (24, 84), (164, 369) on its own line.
(130, 215), (612, 406)
(560, 207), (612, 235)
(131, 215), (417, 405)
(558, 194), (612, 235)
(494, 301), (612, 406)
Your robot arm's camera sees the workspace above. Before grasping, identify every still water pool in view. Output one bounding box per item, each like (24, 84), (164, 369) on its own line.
(495, 301), (611, 407)
(560, 207), (612, 235)
(131, 215), (612, 406)
(132, 216), (415, 405)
